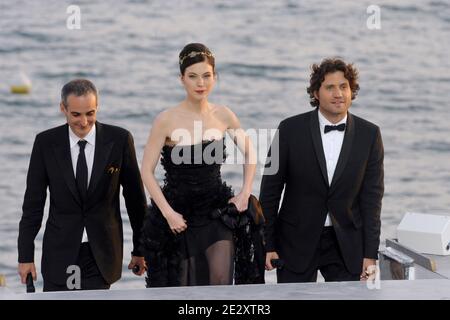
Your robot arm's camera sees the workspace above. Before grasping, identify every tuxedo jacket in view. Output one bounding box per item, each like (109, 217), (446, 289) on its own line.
(18, 122), (148, 285)
(259, 109), (384, 274)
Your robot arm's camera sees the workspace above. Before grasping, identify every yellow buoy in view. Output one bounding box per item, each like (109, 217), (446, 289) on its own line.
(11, 85), (31, 94)
(0, 274), (6, 287)
(11, 70), (32, 94)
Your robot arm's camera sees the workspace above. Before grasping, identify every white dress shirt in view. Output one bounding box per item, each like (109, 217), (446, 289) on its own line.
(68, 125), (96, 242)
(318, 111), (347, 227)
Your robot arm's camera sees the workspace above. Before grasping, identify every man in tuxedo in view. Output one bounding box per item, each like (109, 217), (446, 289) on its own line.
(18, 79), (148, 291)
(260, 58), (384, 283)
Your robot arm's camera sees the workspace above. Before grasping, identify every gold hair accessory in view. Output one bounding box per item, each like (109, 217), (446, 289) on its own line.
(179, 51), (214, 65)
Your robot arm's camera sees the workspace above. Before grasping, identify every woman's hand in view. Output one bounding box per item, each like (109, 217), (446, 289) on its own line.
(164, 210), (188, 234)
(228, 191), (250, 212)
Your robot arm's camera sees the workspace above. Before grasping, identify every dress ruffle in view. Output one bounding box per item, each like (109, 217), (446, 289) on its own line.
(140, 139), (264, 287)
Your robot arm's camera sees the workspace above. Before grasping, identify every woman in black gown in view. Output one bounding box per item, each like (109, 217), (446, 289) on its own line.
(140, 43), (257, 286)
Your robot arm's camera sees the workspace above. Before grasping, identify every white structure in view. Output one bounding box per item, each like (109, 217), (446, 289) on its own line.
(397, 212), (450, 256)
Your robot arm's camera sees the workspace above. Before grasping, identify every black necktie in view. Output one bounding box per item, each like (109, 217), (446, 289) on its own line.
(76, 140), (88, 201)
(324, 123), (346, 134)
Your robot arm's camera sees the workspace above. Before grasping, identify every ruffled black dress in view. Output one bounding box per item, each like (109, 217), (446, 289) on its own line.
(141, 139), (235, 286)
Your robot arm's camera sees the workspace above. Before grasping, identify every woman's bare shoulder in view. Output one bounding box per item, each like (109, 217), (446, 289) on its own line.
(210, 104), (234, 119)
(211, 103), (232, 113)
(153, 106), (182, 126)
(211, 104), (240, 128)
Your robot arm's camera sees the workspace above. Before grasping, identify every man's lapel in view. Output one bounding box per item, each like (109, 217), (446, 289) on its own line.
(52, 124), (82, 206)
(88, 122), (114, 195)
(329, 112), (355, 193)
(310, 108), (329, 186)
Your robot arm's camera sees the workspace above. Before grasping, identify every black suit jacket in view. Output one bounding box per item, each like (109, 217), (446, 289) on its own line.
(259, 109), (384, 274)
(18, 122), (148, 285)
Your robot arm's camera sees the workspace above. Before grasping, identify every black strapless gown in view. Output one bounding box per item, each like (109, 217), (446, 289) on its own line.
(141, 139), (235, 287)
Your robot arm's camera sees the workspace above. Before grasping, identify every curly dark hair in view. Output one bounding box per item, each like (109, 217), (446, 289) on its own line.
(306, 58), (360, 107)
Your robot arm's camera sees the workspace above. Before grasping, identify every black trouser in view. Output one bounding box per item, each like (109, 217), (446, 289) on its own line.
(277, 227), (360, 283)
(43, 242), (110, 292)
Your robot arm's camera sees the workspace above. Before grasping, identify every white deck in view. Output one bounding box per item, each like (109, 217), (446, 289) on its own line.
(1, 279), (450, 300)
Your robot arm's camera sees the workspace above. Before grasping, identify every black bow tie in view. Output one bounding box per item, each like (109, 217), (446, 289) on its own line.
(324, 123), (346, 133)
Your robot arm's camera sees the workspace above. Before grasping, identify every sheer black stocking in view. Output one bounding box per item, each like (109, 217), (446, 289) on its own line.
(205, 240), (234, 285)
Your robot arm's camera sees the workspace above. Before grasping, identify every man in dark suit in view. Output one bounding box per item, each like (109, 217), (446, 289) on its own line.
(260, 58), (384, 283)
(18, 79), (148, 291)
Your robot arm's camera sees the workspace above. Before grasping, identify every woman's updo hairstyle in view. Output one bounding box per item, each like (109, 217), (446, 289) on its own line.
(179, 43), (215, 75)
